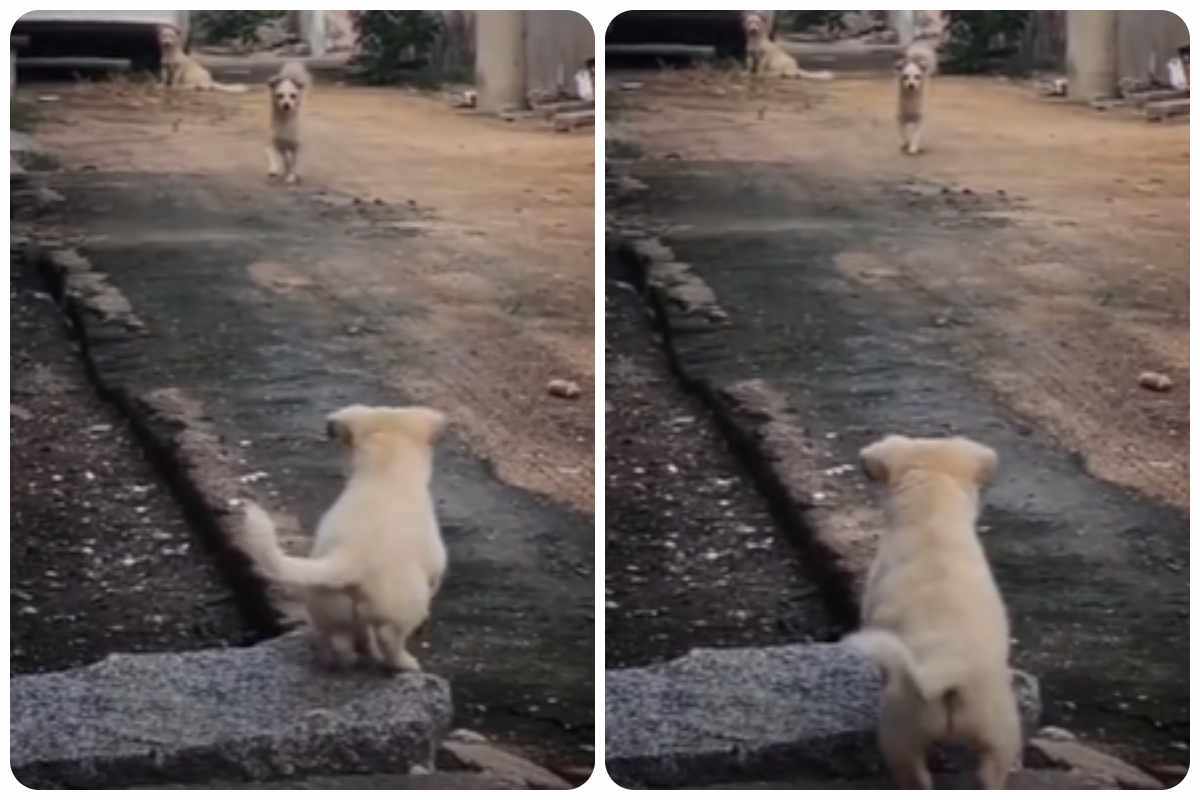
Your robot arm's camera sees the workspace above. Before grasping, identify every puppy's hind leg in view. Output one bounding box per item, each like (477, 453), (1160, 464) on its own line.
(374, 622), (421, 672)
(976, 703), (1021, 789)
(314, 629), (358, 670)
(879, 698), (934, 788)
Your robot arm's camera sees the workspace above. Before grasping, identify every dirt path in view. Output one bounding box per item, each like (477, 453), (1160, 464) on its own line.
(609, 68), (1188, 509)
(15, 74), (595, 774)
(24, 78), (595, 513)
(606, 64), (1188, 770)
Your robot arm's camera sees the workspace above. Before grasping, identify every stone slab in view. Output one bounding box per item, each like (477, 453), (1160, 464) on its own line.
(10, 632), (452, 788)
(605, 642), (1042, 789)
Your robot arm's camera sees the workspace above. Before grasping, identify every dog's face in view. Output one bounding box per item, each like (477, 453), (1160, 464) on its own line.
(326, 404), (447, 460)
(269, 77), (303, 113)
(742, 12), (767, 38)
(158, 25), (182, 50)
(897, 58), (926, 92)
(860, 434), (998, 492)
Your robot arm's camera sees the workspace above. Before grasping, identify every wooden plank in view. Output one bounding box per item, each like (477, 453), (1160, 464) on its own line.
(1123, 88), (1189, 107)
(552, 110), (594, 132)
(1145, 98), (1189, 121)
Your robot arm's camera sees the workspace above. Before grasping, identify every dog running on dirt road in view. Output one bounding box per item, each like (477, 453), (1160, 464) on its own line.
(896, 42), (937, 155)
(265, 61), (311, 185)
(234, 405), (449, 673)
(741, 11), (833, 80)
(158, 26), (248, 93)
(844, 434), (1021, 789)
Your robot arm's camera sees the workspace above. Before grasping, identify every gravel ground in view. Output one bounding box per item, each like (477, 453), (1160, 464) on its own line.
(9, 237), (251, 674)
(604, 274), (842, 669)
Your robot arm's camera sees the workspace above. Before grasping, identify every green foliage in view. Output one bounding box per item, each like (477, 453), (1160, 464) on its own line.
(776, 11), (847, 36)
(191, 11), (287, 47)
(351, 11), (446, 86)
(942, 11), (1032, 73)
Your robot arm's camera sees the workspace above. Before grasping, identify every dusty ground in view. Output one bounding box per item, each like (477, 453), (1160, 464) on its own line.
(604, 271), (841, 669)
(9, 235), (249, 673)
(609, 67), (1188, 509)
(20, 75), (595, 512)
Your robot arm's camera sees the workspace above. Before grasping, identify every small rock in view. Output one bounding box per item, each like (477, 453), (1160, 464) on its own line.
(547, 379), (581, 400)
(1036, 725), (1076, 741)
(1138, 371), (1173, 391)
(447, 728), (489, 744)
(408, 763), (431, 775)
(619, 81), (643, 91)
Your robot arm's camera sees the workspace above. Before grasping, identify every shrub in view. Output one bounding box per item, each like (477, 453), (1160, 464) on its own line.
(191, 11), (287, 48)
(351, 11), (446, 86)
(941, 11), (1032, 73)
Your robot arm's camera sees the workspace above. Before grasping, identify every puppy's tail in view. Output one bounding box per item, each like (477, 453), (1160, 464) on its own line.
(236, 501), (359, 590)
(843, 628), (962, 702)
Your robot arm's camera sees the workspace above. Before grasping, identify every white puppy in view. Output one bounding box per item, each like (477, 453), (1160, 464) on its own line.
(157, 26), (247, 92)
(844, 434), (1020, 789)
(266, 61), (311, 184)
(896, 43), (936, 155)
(236, 404), (448, 672)
(741, 11), (833, 80)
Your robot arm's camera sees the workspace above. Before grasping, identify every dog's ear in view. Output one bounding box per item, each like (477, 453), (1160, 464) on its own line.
(397, 407), (447, 445)
(956, 437), (999, 488)
(860, 435), (910, 484)
(894, 57), (907, 72)
(326, 404), (372, 447)
(267, 75), (283, 89)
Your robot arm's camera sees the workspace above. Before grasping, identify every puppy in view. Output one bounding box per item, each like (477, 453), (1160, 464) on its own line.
(265, 61), (311, 184)
(158, 26), (247, 92)
(235, 405), (448, 672)
(742, 11), (833, 80)
(896, 43), (936, 155)
(843, 434), (1020, 790)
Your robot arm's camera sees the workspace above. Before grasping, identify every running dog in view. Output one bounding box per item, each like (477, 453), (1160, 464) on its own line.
(896, 42), (937, 155)
(266, 61), (311, 184)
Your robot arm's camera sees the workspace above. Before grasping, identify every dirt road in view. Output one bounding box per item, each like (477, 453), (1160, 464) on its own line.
(607, 65), (1188, 769)
(16, 74), (594, 774)
(27, 76), (595, 512)
(610, 67), (1188, 509)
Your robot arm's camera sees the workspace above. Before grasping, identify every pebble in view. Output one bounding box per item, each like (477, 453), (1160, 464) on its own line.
(1138, 371), (1173, 391)
(547, 378), (582, 399)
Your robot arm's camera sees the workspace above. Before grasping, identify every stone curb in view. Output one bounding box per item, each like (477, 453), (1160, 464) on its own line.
(26, 239), (294, 634)
(10, 632), (453, 789)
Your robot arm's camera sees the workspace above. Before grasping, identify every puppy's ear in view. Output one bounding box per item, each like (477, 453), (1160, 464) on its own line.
(959, 438), (999, 488)
(267, 75), (283, 89)
(860, 435), (909, 484)
(894, 57), (907, 72)
(398, 407), (447, 445)
(326, 404), (371, 447)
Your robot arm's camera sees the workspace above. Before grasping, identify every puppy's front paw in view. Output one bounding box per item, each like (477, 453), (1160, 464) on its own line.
(284, 173), (300, 184)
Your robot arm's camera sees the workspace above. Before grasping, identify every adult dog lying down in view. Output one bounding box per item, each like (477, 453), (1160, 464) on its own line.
(844, 434), (1020, 789)
(236, 405), (448, 672)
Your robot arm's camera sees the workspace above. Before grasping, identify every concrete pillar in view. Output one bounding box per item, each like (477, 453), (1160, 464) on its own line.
(891, 10), (915, 47)
(475, 11), (526, 112)
(1067, 10), (1118, 100)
